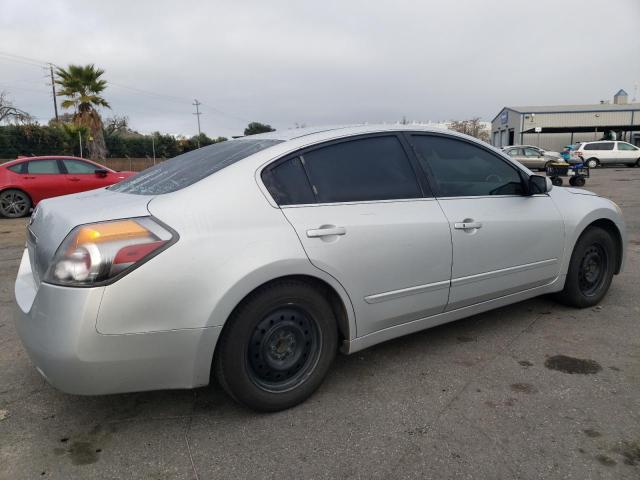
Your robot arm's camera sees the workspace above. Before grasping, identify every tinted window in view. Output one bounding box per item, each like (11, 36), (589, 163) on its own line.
(301, 136), (422, 203)
(584, 142), (614, 151)
(110, 139), (282, 195)
(618, 142), (638, 151)
(411, 135), (525, 197)
(524, 148), (540, 157)
(7, 163), (24, 173)
(27, 159), (60, 174)
(63, 159), (98, 174)
(263, 157), (315, 205)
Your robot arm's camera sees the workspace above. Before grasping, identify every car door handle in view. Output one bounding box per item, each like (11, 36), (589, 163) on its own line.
(306, 226), (346, 238)
(68, 178), (81, 182)
(454, 221), (482, 230)
(23, 176), (35, 180)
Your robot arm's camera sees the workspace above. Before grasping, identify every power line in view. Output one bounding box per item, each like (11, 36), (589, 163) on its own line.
(0, 50), (250, 129)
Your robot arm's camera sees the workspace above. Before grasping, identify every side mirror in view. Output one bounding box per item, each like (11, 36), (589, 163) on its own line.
(95, 168), (108, 177)
(528, 174), (551, 194)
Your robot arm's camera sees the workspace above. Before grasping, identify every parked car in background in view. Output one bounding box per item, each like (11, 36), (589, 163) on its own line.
(502, 145), (560, 170)
(15, 125), (626, 412)
(0, 156), (134, 218)
(574, 141), (640, 168)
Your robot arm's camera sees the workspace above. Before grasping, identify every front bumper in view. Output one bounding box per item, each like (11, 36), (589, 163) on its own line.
(14, 249), (221, 395)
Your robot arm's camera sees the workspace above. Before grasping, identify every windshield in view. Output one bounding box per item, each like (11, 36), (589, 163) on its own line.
(109, 139), (283, 195)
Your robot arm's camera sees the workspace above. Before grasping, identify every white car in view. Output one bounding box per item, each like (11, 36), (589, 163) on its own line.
(575, 141), (640, 168)
(14, 125), (627, 411)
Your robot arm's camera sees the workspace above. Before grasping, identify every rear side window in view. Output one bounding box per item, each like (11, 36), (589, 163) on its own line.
(506, 148), (522, 156)
(7, 163), (24, 173)
(27, 159), (60, 174)
(523, 148), (540, 157)
(263, 157), (315, 205)
(301, 136), (422, 203)
(584, 142), (614, 151)
(411, 135), (525, 197)
(110, 139), (282, 195)
(63, 159), (98, 174)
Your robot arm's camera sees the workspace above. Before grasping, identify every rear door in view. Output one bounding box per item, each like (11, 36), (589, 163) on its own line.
(522, 147), (546, 169)
(262, 134), (453, 337)
(407, 133), (564, 310)
(24, 159), (65, 201)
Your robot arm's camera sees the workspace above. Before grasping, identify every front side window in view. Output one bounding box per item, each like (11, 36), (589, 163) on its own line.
(27, 159), (60, 174)
(524, 148), (540, 157)
(63, 159), (99, 174)
(617, 142), (638, 151)
(300, 136), (422, 203)
(110, 139), (282, 195)
(410, 135), (525, 197)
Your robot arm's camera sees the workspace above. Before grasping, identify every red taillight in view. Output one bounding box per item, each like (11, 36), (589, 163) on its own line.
(113, 240), (167, 265)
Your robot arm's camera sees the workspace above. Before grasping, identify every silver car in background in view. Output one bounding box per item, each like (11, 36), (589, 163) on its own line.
(502, 145), (560, 171)
(15, 125), (626, 411)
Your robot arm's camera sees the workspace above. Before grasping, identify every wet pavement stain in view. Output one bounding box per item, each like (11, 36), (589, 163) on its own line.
(596, 454), (617, 466)
(456, 335), (475, 343)
(518, 360), (534, 367)
(52, 423), (115, 466)
(612, 440), (640, 466)
(510, 383), (538, 394)
(68, 441), (99, 465)
(584, 429), (602, 438)
(544, 355), (602, 374)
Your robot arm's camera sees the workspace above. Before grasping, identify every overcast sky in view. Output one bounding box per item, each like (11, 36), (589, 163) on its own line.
(1, 0), (639, 138)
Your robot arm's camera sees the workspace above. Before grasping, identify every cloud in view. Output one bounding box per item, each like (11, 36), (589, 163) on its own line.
(1, 0), (639, 137)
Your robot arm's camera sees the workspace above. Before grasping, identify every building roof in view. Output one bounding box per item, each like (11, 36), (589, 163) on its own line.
(493, 102), (640, 123)
(615, 89), (628, 97)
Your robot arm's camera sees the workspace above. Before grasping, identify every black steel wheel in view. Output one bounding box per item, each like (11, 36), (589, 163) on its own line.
(0, 189), (31, 218)
(577, 244), (608, 297)
(554, 226), (616, 308)
(569, 176), (585, 187)
(247, 306), (321, 393)
(215, 279), (338, 412)
(552, 177), (563, 186)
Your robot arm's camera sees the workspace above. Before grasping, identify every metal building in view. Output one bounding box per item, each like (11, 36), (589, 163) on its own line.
(491, 89), (640, 151)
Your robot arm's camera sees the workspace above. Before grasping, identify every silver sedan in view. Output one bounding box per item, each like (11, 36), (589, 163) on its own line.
(503, 145), (560, 170)
(14, 125), (626, 411)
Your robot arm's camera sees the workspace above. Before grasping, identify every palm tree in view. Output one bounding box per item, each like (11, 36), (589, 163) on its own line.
(55, 64), (110, 159)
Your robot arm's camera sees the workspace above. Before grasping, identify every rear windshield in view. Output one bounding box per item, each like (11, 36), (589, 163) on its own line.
(109, 139), (283, 195)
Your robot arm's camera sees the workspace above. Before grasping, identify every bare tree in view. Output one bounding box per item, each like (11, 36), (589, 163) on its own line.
(448, 117), (490, 143)
(0, 91), (33, 125)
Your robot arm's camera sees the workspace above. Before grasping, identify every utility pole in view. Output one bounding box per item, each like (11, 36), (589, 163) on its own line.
(192, 99), (202, 148)
(151, 134), (156, 165)
(49, 64), (59, 122)
(78, 131), (83, 158)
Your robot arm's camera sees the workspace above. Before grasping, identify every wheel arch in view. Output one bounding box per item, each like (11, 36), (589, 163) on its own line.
(0, 187), (33, 216)
(193, 267), (356, 388)
(584, 218), (624, 274)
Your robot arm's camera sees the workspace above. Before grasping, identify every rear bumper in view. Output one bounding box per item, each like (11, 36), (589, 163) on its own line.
(14, 249), (221, 395)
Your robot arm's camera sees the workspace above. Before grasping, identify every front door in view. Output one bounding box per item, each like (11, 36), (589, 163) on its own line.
(408, 133), (564, 310)
(262, 134), (453, 337)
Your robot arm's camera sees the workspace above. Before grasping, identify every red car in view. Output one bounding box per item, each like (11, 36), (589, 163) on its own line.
(0, 156), (135, 218)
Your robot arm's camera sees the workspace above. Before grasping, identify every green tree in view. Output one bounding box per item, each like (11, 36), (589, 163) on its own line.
(55, 64), (110, 160)
(244, 121), (275, 136)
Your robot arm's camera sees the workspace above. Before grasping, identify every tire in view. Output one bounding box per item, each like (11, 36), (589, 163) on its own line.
(552, 177), (563, 186)
(0, 189), (31, 218)
(214, 279), (338, 412)
(636, 158), (640, 167)
(554, 227), (616, 308)
(585, 158), (599, 169)
(569, 176), (585, 187)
